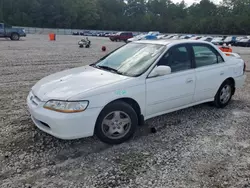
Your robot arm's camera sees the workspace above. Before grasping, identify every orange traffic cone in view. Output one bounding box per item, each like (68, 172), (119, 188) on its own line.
(49, 33), (56, 41)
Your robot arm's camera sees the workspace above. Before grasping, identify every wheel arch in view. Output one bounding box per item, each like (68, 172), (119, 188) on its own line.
(224, 77), (235, 95)
(95, 97), (144, 128)
(11, 32), (19, 36)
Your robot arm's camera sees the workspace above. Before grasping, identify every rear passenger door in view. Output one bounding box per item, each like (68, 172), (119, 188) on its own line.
(192, 43), (228, 102)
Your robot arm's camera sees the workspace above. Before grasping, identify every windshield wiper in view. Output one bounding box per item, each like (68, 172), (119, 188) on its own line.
(90, 64), (125, 75)
(97, 65), (118, 72)
(96, 65), (125, 75)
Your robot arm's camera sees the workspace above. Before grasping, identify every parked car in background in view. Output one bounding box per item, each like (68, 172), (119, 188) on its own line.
(91, 31), (98, 36)
(179, 35), (192, 39)
(147, 31), (160, 35)
(105, 32), (113, 37)
(236, 37), (250, 47)
(144, 31), (159, 40)
(211, 37), (224, 45)
(80, 31), (93, 36)
(27, 39), (246, 144)
(157, 34), (168, 39)
(234, 37), (245, 46)
(0, 23), (26, 40)
(127, 34), (147, 42)
(109, 32), (133, 42)
(188, 36), (202, 40)
(223, 36), (237, 46)
(198, 36), (213, 42)
(96, 32), (104, 37)
(162, 34), (178, 39)
(72, 31), (80, 36)
(171, 35), (180, 39)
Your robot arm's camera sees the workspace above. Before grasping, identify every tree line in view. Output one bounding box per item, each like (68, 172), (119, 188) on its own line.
(0, 0), (250, 35)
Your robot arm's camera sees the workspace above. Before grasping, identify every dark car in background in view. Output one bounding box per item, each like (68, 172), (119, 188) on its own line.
(80, 31), (93, 36)
(109, 32), (133, 42)
(0, 23), (26, 40)
(72, 31), (80, 35)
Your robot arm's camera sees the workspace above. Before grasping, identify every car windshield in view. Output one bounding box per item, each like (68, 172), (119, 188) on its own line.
(92, 43), (166, 77)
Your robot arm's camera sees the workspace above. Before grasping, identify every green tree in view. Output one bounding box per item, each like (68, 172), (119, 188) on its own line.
(0, 0), (250, 34)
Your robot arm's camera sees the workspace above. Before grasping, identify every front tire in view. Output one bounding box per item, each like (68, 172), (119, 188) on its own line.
(10, 33), (20, 41)
(214, 80), (234, 108)
(95, 101), (138, 145)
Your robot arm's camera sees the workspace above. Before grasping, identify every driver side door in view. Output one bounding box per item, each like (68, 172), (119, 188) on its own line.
(145, 44), (196, 118)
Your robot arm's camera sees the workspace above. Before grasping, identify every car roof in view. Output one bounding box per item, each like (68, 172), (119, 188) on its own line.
(133, 39), (212, 46)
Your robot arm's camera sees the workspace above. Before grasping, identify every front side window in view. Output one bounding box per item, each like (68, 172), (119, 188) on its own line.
(92, 43), (166, 77)
(192, 45), (223, 68)
(157, 45), (191, 73)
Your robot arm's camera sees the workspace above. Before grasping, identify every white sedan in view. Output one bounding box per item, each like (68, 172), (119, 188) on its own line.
(27, 40), (246, 144)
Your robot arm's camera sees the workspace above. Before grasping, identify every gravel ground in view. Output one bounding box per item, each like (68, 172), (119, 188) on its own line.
(1, 35), (250, 188)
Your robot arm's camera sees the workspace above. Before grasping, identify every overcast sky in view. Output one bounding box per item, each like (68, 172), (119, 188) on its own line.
(172, 0), (222, 6)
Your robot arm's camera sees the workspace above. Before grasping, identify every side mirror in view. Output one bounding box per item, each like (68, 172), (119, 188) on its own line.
(149, 66), (171, 77)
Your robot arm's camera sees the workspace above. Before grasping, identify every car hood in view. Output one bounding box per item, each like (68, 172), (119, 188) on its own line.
(32, 65), (129, 101)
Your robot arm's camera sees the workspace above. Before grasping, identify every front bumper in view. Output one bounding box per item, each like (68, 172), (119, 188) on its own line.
(20, 33), (26, 37)
(26, 92), (102, 140)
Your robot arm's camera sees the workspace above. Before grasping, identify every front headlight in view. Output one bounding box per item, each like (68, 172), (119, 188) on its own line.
(44, 100), (89, 113)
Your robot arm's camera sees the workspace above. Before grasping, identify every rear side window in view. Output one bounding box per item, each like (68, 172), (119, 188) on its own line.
(192, 45), (224, 68)
(0, 24), (3, 29)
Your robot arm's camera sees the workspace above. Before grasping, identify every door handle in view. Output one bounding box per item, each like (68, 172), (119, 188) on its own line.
(186, 78), (193, 83)
(220, 71), (224, 75)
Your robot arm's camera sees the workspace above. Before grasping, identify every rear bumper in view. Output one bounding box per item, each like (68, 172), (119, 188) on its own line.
(235, 74), (246, 89)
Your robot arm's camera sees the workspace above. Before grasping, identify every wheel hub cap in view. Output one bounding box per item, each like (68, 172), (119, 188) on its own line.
(101, 111), (132, 139)
(220, 84), (232, 104)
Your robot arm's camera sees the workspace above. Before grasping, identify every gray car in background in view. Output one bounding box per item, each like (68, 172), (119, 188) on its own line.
(0, 23), (26, 40)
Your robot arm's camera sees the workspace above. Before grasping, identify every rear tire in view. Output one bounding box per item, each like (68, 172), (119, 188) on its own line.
(214, 80), (234, 108)
(95, 101), (138, 145)
(10, 33), (20, 41)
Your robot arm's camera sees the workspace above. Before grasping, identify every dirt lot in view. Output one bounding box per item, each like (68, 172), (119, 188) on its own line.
(1, 35), (250, 188)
